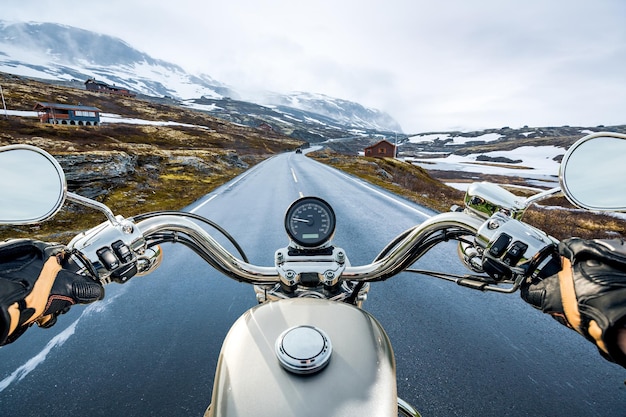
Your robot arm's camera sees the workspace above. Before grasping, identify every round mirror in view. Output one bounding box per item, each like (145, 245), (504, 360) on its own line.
(560, 132), (626, 212)
(0, 145), (67, 224)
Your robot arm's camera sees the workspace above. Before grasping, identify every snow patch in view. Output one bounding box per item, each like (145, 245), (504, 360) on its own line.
(408, 132), (503, 145)
(100, 113), (212, 129)
(407, 145), (565, 191)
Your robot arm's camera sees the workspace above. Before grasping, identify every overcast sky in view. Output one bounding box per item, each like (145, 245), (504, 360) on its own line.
(3, 0), (625, 133)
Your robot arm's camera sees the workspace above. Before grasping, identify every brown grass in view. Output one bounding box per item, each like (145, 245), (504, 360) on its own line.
(312, 150), (464, 212)
(0, 73), (305, 242)
(311, 150), (626, 241)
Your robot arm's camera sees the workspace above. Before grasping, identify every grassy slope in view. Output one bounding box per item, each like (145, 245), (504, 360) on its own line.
(0, 73), (303, 241)
(311, 150), (626, 241)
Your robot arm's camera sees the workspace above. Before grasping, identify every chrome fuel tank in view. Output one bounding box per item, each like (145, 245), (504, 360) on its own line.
(206, 298), (397, 417)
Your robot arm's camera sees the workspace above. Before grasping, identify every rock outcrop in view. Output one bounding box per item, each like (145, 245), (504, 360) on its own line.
(55, 151), (136, 198)
(53, 148), (248, 199)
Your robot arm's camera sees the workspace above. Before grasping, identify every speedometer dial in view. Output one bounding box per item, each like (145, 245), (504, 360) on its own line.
(285, 197), (336, 248)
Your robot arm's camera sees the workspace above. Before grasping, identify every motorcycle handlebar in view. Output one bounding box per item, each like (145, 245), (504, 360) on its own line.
(133, 211), (484, 284)
(69, 205), (556, 291)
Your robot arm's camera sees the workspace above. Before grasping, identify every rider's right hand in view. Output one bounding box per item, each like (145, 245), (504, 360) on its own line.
(521, 238), (626, 369)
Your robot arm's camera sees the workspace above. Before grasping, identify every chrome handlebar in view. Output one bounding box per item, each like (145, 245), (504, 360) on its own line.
(136, 211), (484, 283)
(68, 207), (558, 291)
(69, 211), (482, 284)
(342, 212), (483, 281)
(136, 215), (279, 284)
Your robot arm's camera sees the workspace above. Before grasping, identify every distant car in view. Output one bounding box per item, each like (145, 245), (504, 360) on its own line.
(295, 148), (302, 154)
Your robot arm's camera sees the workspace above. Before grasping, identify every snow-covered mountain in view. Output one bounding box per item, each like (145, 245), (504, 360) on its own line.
(0, 21), (401, 134)
(0, 21), (233, 100)
(260, 91), (401, 133)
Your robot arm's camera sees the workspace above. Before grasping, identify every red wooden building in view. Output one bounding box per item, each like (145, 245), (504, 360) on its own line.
(364, 140), (396, 158)
(258, 122), (274, 131)
(85, 78), (136, 97)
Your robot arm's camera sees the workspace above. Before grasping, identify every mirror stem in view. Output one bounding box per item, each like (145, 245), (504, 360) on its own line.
(67, 192), (119, 225)
(523, 187), (561, 207)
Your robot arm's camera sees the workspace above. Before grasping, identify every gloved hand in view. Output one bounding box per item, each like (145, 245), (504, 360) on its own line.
(0, 239), (104, 345)
(521, 237), (626, 368)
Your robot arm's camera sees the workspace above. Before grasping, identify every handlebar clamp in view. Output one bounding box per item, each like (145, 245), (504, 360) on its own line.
(275, 246), (347, 291)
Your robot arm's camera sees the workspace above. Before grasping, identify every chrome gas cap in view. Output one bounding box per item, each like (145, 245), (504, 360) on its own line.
(275, 325), (332, 374)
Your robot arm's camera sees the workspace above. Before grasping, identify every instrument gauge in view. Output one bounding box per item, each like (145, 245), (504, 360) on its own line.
(285, 197), (336, 248)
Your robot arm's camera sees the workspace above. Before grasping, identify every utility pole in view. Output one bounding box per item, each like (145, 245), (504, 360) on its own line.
(0, 84), (7, 118)
(394, 132), (398, 158)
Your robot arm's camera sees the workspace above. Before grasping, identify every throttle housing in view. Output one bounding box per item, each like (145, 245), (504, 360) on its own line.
(475, 213), (559, 281)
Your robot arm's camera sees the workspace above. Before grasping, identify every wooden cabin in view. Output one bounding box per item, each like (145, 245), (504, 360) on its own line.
(84, 78), (136, 97)
(258, 122), (274, 131)
(34, 102), (102, 126)
(364, 140), (396, 158)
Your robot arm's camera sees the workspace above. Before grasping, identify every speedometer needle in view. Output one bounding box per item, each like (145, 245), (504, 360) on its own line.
(292, 217), (311, 223)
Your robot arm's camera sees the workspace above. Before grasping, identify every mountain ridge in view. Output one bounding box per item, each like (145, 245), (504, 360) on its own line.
(0, 20), (402, 135)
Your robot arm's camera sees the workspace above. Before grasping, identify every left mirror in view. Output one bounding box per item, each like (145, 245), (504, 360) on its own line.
(0, 145), (67, 225)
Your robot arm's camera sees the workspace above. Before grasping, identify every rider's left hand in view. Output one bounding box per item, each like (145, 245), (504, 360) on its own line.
(0, 239), (104, 345)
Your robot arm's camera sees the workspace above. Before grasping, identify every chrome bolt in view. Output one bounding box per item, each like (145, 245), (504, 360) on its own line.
(276, 252), (285, 264)
(336, 251), (345, 264)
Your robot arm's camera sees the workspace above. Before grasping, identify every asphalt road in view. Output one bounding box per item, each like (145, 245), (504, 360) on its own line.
(0, 150), (624, 416)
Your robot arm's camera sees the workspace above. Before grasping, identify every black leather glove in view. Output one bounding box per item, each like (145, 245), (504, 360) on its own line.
(521, 237), (626, 368)
(0, 239), (104, 345)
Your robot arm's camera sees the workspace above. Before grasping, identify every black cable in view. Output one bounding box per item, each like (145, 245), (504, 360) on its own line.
(131, 211), (249, 263)
(143, 232), (250, 282)
(374, 226), (417, 261)
(346, 228), (471, 304)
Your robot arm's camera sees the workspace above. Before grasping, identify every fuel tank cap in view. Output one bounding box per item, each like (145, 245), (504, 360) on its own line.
(275, 325), (332, 375)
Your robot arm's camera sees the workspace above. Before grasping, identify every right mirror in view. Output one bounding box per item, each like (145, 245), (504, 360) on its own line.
(560, 132), (626, 212)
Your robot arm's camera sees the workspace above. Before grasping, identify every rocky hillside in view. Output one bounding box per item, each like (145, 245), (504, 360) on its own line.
(402, 125), (626, 156)
(320, 124), (626, 157)
(0, 73), (302, 240)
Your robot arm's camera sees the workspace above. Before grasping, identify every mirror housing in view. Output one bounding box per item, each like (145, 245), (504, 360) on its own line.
(560, 132), (626, 212)
(0, 144), (67, 224)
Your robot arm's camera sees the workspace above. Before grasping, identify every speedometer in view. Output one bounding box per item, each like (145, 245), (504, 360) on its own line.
(284, 197), (336, 248)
